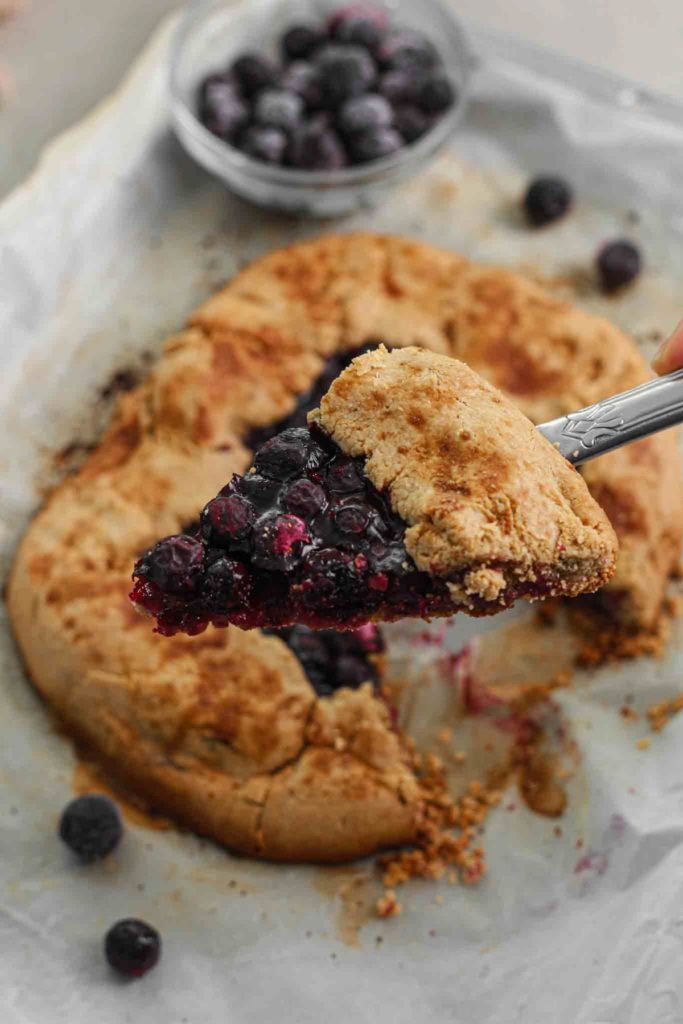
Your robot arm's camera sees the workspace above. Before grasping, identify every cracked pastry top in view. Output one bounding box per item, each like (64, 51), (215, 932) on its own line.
(131, 346), (618, 635)
(7, 233), (682, 863)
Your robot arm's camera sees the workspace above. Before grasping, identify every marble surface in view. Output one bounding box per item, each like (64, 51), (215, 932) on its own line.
(0, 0), (681, 199)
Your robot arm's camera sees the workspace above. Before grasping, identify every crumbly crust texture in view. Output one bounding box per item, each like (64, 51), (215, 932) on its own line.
(312, 346), (617, 605)
(7, 232), (682, 861)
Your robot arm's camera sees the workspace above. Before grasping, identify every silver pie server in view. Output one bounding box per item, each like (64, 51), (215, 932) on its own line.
(537, 368), (683, 465)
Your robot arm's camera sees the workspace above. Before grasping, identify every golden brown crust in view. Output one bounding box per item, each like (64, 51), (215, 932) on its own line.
(7, 232), (682, 862)
(312, 346), (617, 604)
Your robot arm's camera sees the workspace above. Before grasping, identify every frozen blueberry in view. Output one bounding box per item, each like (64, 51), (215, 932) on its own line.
(332, 14), (383, 51)
(254, 88), (304, 132)
(240, 125), (288, 164)
(378, 68), (421, 105)
(198, 78), (249, 139)
(280, 61), (323, 107)
(392, 104), (429, 143)
(287, 119), (347, 169)
(281, 24), (325, 61)
(337, 93), (393, 135)
(596, 239), (642, 292)
(59, 794), (123, 863)
(523, 176), (573, 226)
(230, 53), (278, 96)
(377, 31), (437, 72)
(348, 126), (403, 163)
(105, 919), (161, 978)
(315, 44), (376, 107)
(417, 72), (455, 113)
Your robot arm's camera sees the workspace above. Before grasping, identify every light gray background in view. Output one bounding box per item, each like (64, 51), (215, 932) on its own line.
(0, 0), (682, 200)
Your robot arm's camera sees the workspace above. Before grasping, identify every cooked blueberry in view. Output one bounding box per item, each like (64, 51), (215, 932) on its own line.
(254, 427), (312, 480)
(303, 548), (365, 604)
(369, 541), (408, 574)
(198, 78), (249, 140)
(326, 458), (365, 493)
(378, 69), (421, 104)
(59, 794), (123, 862)
(240, 125), (288, 164)
(134, 535), (204, 595)
(254, 88), (304, 132)
(337, 93), (393, 135)
(334, 504), (370, 534)
(348, 126), (403, 162)
(417, 72), (455, 113)
(105, 919), (161, 978)
(280, 61), (323, 107)
(523, 176), (573, 227)
(230, 53), (278, 96)
(201, 494), (256, 543)
(332, 14), (383, 50)
(252, 512), (309, 571)
(336, 654), (370, 686)
(203, 558), (250, 603)
(284, 478), (327, 518)
(315, 44), (376, 107)
(597, 240), (642, 292)
(281, 24), (325, 61)
(392, 104), (429, 143)
(377, 31), (437, 72)
(237, 472), (282, 506)
(287, 119), (347, 169)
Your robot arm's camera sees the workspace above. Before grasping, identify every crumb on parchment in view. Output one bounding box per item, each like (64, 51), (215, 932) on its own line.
(636, 737), (651, 751)
(376, 890), (402, 918)
(647, 692), (683, 732)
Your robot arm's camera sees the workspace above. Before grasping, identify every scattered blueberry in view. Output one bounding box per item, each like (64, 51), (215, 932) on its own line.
(254, 88), (304, 132)
(105, 919), (161, 978)
(348, 126), (403, 162)
(240, 125), (288, 164)
(281, 24), (325, 61)
(287, 119), (347, 170)
(417, 72), (455, 113)
(378, 68), (420, 105)
(332, 14), (383, 50)
(523, 176), (573, 227)
(280, 61), (323, 107)
(315, 44), (377, 107)
(393, 104), (430, 143)
(597, 239), (642, 292)
(59, 794), (123, 863)
(337, 93), (393, 135)
(328, 4), (388, 36)
(230, 53), (278, 96)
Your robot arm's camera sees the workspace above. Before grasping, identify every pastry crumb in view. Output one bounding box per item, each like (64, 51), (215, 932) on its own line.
(620, 705), (639, 723)
(376, 890), (402, 918)
(647, 692), (683, 732)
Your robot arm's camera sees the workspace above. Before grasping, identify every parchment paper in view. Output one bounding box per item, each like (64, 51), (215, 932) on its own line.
(2, 11), (683, 1023)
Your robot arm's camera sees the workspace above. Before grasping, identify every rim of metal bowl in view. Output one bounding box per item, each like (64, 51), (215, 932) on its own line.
(169, 0), (478, 189)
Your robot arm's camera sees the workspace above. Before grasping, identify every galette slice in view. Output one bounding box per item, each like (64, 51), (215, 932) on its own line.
(131, 346), (618, 636)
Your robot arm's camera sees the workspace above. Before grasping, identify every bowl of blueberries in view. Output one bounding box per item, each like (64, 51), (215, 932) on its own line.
(170, 0), (475, 216)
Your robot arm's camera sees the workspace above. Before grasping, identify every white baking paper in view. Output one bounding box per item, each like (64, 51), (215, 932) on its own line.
(2, 11), (683, 1023)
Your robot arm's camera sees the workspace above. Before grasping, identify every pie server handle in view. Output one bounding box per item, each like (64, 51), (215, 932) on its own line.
(537, 367), (683, 466)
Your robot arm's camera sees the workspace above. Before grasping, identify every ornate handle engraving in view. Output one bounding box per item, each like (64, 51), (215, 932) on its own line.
(537, 368), (683, 465)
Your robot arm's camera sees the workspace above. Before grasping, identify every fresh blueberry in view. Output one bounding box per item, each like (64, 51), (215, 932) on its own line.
(105, 919), (161, 978)
(378, 68), (421, 105)
(523, 176), (573, 226)
(280, 61), (323, 107)
(597, 239), (642, 292)
(328, 4), (388, 37)
(337, 93), (393, 135)
(281, 24), (325, 61)
(348, 125), (403, 162)
(377, 31), (437, 72)
(240, 125), (288, 164)
(392, 104), (429, 143)
(417, 72), (455, 113)
(135, 535), (204, 595)
(59, 794), (123, 863)
(332, 14), (383, 51)
(254, 88), (304, 132)
(315, 44), (376, 107)
(287, 119), (347, 169)
(230, 53), (278, 96)
(198, 78), (249, 139)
